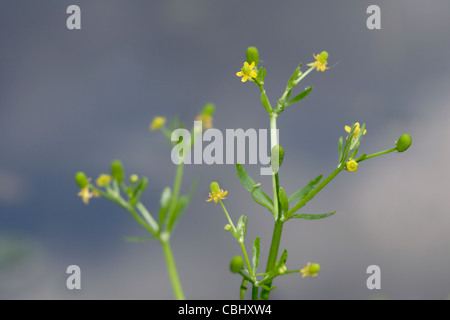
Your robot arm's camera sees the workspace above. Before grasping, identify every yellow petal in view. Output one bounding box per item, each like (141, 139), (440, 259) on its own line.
(250, 71), (257, 78)
(241, 76), (247, 82)
(244, 61), (249, 67)
(236, 71), (244, 77)
(249, 61), (255, 69)
(344, 126), (351, 133)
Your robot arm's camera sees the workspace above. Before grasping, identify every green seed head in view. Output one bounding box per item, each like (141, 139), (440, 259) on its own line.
(395, 134), (412, 152)
(75, 172), (89, 188)
(224, 224), (232, 231)
(210, 181), (220, 193)
(111, 160), (124, 183)
(202, 103), (215, 116)
(309, 263), (321, 274)
(246, 46), (259, 66)
(318, 51), (329, 63)
(230, 256), (244, 273)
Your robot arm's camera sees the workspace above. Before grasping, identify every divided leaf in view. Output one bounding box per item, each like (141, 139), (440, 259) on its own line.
(236, 164), (274, 214)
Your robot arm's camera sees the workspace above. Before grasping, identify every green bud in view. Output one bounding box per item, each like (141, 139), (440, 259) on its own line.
(75, 172), (89, 188)
(111, 160), (124, 183)
(230, 256), (244, 273)
(130, 174), (139, 184)
(309, 263), (321, 274)
(210, 181), (220, 193)
(278, 265), (287, 275)
(202, 103), (215, 116)
(395, 134), (412, 152)
(224, 224), (232, 231)
(246, 46), (259, 66)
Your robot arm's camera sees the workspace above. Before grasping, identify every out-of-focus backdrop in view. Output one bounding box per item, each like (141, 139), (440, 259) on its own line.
(1, 0), (450, 299)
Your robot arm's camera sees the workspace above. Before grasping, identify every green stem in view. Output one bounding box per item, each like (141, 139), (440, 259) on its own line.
(358, 147), (397, 162)
(294, 66), (315, 86)
(260, 114), (283, 300)
(168, 162), (184, 214)
(240, 242), (254, 278)
(252, 285), (259, 300)
(260, 219), (283, 300)
(219, 200), (237, 232)
(161, 239), (185, 300)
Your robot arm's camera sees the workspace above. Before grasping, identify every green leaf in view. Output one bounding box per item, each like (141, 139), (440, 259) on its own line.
(257, 67), (266, 83)
(356, 153), (367, 162)
(287, 64), (301, 89)
(288, 211), (336, 221)
(235, 215), (247, 243)
(288, 175), (323, 204)
(277, 249), (288, 269)
(236, 164), (274, 213)
(158, 187), (172, 226)
(338, 136), (343, 162)
(123, 236), (156, 242)
(252, 237), (261, 272)
(286, 86), (313, 107)
(278, 187), (289, 214)
(166, 196), (188, 233)
(260, 92), (271, 112)
(240, 278), (248, 300)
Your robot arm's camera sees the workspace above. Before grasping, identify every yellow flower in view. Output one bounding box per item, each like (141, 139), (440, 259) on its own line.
(346, 159), (358, 172)
(300, 262), (321, 278)
(96, 174), (112, 187)
(206, 189), (228, 204)
(236, 61), (257, 82)
(150, 116), (166, 131)
(307, 51), (329, 72)
(345, 122), (367, 137)
(78, 186), (99, 205)
(195, 114), (213, 129)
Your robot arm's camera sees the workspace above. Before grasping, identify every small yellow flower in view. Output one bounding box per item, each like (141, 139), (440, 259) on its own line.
(300, 262), (321, 278)
(78, 186), (99, 205)
(96, 174), (112, 187)
(236, 61), (257, 82)
(346, 159), (358, 172)
(345, 122), (367, 137)
(150, 116), (166, 131)
(195, 114), (213, 129)
(307, 51), (329, 72)
(206, 189), (228, 204)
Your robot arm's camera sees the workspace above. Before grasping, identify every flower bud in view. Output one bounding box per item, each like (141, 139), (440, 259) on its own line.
(75, 172), (89, 188)
(395, 134), (412, 152)
(210, 181), (221, 193)
(230, 256), (244, 273)
(278, 265), (287, 275)
(224, 224), (232, 231)
(246, 46), (259, 66)
(111, 160), (124, 183)
(150, 116), (166, 131)
(130, 174), (139, 184)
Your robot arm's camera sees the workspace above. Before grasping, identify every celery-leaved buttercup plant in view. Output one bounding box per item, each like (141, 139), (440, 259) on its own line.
(74, 104), (215, 300)
(208, 47), (412, 300)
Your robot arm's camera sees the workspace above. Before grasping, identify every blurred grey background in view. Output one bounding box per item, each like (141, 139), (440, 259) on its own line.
(1, 0), (450, 299)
